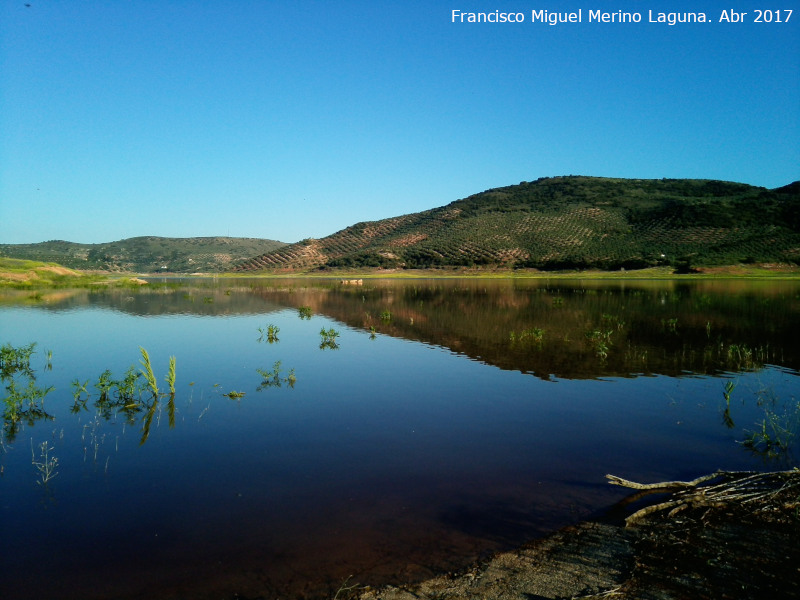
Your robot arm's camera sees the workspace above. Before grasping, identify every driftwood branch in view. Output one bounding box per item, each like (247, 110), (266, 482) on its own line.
(605, 471), (722, 491)
(606, 469), (800, 527)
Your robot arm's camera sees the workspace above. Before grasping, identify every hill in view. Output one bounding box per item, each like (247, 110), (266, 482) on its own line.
(233, 176), (800, 272)
(0, 236), (287, 273)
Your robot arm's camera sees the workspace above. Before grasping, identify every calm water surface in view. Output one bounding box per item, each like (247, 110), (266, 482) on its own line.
(1, 278), (798, 599)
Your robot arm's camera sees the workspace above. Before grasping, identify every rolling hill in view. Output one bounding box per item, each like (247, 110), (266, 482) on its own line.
(0, 236), (287, 273)
(233, 176), (800, 272)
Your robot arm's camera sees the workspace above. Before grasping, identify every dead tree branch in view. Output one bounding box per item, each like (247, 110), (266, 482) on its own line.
(606, 469), (800, 527)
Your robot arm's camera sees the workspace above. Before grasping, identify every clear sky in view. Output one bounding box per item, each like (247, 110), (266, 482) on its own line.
(1, 1), (798, 244)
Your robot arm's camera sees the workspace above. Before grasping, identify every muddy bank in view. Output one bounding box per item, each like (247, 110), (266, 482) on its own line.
(356, 471), (800, 600)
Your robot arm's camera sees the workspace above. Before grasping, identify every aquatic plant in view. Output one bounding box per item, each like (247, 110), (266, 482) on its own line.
(95, 369), (115, 400)
(586, 329), (613, 359)
(257, 361), (283, 389)
(298, 306), (313, 320)
(31, 439), (58, 485)
(601, 313), (626, 331)
(258, 324), (280, 343)
(662, 317), (679, 333)
(737, 384), (799, 463)
(167, 392), (176, 429)
(509, 328), (545, 346)
(223, 390), (246, 399)
(721, 380), (737, 429)
(0, 342), (36, 379)
(319, 327), (340, 350)
(116, 366), (142, 402)
(140, 397), (159, 445)
(741, 417), (793, 460)
(723, 380), (736, 404)
(165, 356), (176, 395)
(727, 344), (754, 369)
(3, 378), (55, 442)
(139, 347), (159, 397)
(72, 378), (90, 402)
(256, 361), (297, 390)
(379, 310), (392, 323)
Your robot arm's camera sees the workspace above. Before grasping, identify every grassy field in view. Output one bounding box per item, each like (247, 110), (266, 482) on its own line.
(0, 257), (149, 288)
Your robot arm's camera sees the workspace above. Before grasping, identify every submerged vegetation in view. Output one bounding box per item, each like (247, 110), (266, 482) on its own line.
(320, 327), (340, 350)
(1, 342), (54, 443)
(716, 378), (800, 464)
(31, 439), (59, 485)
(741, 386), (799, 462)
(509, 328), (545, 348)
(256, 361), (297, 390)
(257, 324), (280, 343)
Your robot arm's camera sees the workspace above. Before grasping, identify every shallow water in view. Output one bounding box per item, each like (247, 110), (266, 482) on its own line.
(1, 278), (798, 599)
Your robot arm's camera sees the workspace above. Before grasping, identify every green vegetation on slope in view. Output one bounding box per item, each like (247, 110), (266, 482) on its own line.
(0, 257), (100, 287)
(233, 177), (800, 273)
(0, 236), (287, 273)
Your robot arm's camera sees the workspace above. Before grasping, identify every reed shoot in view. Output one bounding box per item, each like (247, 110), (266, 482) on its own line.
(31, 439), (59, 485)
(165, 356), (176, 394)
(139, 347), (159, 397)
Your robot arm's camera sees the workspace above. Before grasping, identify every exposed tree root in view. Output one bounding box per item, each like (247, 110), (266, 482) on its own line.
(606, 469), (800, 526)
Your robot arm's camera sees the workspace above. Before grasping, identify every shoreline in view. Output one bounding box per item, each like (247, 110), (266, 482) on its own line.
(3, 259), (800, 288)
(355, 470), (800, 600)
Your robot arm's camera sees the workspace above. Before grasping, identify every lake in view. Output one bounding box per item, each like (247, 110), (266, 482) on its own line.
(1, 277), (798, 600)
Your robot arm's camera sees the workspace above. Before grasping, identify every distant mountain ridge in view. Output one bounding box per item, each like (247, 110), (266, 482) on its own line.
(0, 236), (287, 273)
(233, 176), (800, 272)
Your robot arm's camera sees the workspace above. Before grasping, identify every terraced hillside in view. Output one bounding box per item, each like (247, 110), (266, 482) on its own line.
(0, 236), (287, 273)
(233, 176), (800, 272)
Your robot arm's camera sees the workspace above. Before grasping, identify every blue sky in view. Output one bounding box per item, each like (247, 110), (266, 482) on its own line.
(1, 1), (798, 244)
